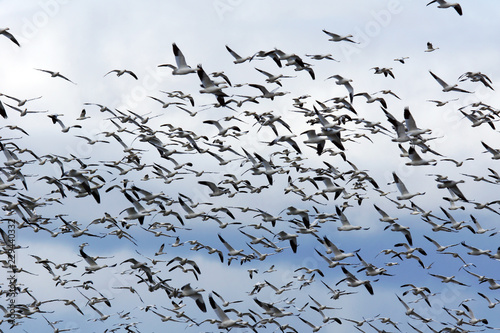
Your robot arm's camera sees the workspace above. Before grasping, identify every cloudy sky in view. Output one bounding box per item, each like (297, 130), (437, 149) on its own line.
(1, 1), (500, 332)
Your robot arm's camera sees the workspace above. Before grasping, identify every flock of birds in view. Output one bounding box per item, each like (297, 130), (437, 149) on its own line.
(1, 1), (499, 332)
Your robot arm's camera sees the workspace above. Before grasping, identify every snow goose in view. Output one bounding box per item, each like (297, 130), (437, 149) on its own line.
(79, 248), (115, 274)
(354, 92), (387, 108)
(268, 134), (301, 154)
(406, 147), (437, 166)
(248, 83), (288, 100)
(460, 109), (496, 129)
(276, 231), (298, 253)
(396, 295), (431, 321)
(313, 176), (344, 200)
(322, 29), (358, 43)
(306, 53), (339, 61)
(404, 107), (431, 136)
(326, 74), (354, 102)
(435, 178), (467, 201)
(246, 243), (275, 261)
(208, 294), (246, 329)
(225, 45), (253, 64)
(158, 43), (197, 75)
(373, 204), (398, 223)
(440, 157), (474, 167)
(310, 306), (342, 324)
(461, 241), (491, 256)
(481, 141), (500, 159)
(483, 279), (500, 290)
(461, 303), (488, 325)
(392, 172), (425, 200)
(255, 67), (293, 86)
(356, 253), (391, 277)
(336, 206), (369, 231)
(299, 316), (326, 332)
(203, 119), (241, 137)
(423, 235), (458, 252)
(218, 234), (245, 258)
(470, 214), (495, 234)
(178, 196), (206, 219)
(440, 207), (474, 233)
(198, 180), (230, 197)
(401, 283), (432, 306)
(429, 273), (469, 286)
(48, 114), (82, 133)
(427, 98), (458, 107)
(210, 291), (243, 309)
(197, 64), (228, 105)
(104, 69), (138, 80)
(35, 68), (76, 84)
(394, 56), (409, 64)
(429, 70), (472, 93)
(458, 71), (494, 90)
(301, 130), (327, 155)
(180, 283), (207, 312)
(322, 236), (357, 261)
(150, 309), (182, 323)
(376, 89), (401, 100)
(337, 266), (374, 295)
(1, 93), (42, 107)
(425, 42), (439, 52)
(385, 222), (413, 245)
(371, 67), (395, 79)
(427, 0), (463, 16)
(477, 292), (500, 308)
(253, 297), (293, 317)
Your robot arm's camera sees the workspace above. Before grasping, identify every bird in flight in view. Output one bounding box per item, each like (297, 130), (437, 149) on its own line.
(35, 68), (77, 84)
(104, 69), (138, 80)
(158, 43), (197, 75)
(427, 0), (463, 16)
(429, 70), (472, 93)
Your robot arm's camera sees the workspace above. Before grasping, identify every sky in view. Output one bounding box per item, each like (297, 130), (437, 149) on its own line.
(1, 0), (500, 332)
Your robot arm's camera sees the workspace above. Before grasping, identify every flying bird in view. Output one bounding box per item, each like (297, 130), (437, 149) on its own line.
(425, 42), (439, 52)
(35, 68), (77, 84)
(158, 43), (197, 75)
(225, 45), (253, 64)
(429, 70), (472, 93)
(427, 0), (463, 16)
(326, 74), (354, 102)
(104, 69), (138, 80)
(322, 29), (358, 43)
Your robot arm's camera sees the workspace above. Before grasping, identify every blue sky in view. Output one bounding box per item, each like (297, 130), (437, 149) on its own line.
(1, 1), (500, 332)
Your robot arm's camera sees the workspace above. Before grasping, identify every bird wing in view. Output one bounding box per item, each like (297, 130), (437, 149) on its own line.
(225, 45), (241, 60)
(209, 294), (230, 321)
(1, 29), (20, 46)
(173, 43), (188, 68)
(393, 172), (408, 194)
(429, 71), (448, 89)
